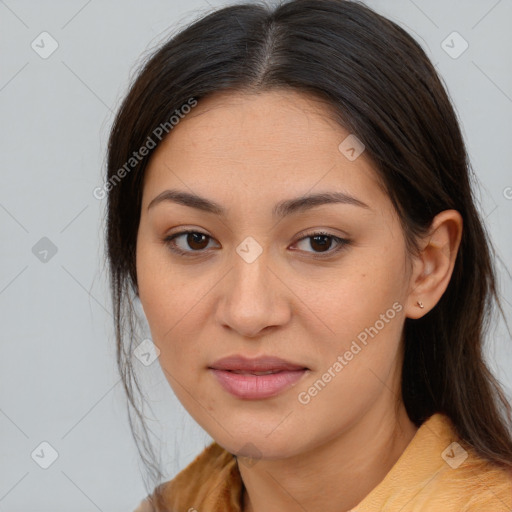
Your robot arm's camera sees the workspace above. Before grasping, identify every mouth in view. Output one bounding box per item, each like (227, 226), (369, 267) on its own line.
(227, 369), (288, 375)
(208, 355), (309, 399)
(209, 355), (309, 372)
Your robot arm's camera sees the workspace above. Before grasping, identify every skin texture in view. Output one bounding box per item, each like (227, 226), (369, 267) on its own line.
(135, 90), (463, 512)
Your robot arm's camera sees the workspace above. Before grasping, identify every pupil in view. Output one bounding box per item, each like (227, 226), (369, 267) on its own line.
(188, 233), (207, 250)
(312, 235), (331, 252)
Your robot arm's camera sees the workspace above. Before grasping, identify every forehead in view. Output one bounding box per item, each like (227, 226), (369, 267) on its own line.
(142, 89), (387, 212)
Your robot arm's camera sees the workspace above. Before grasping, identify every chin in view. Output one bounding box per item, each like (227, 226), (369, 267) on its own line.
(206, 421), (305, 461)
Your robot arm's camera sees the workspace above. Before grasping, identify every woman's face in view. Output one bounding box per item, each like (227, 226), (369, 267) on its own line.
(136, 89), (415, 459)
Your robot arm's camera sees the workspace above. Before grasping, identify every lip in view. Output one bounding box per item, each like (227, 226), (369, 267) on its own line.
(208, 355), (309, 400)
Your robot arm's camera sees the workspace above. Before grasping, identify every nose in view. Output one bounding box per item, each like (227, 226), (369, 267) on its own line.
(214, 250), (291, 339)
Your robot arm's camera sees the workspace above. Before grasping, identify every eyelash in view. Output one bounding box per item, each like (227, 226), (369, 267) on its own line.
(162, 229), (350, 259)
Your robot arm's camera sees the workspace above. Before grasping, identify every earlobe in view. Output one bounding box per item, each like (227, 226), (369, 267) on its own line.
(404, 209), (463, 319)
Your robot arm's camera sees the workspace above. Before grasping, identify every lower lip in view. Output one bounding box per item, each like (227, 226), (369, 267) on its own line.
(210, 369), (308, 399)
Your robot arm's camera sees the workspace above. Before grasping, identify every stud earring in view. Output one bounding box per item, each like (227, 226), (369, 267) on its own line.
(417, 301), (424, 309)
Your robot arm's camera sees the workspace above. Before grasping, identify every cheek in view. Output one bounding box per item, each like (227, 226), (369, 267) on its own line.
(323, 254), (406, 328)
(136, 241), (189, 355)
(136, 240), (219, 388)
(311, 251), (407, 378)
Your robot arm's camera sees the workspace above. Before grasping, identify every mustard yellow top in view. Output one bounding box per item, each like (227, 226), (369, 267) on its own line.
(134, 413), (512, 511)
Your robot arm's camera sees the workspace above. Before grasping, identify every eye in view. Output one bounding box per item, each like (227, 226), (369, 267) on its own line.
(292, 230), (350, 258)
(163, 229), (350, 258)
(163, 230), (218, 256)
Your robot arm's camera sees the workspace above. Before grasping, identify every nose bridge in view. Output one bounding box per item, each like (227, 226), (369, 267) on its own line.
(230, 238), (274, 310)
(216, 236), (289, 337)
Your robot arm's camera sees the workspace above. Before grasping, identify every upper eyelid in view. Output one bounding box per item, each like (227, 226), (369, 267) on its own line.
(166, 229), (348, 254)
(166, 229), (345, 242)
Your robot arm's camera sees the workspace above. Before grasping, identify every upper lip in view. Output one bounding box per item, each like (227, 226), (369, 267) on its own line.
(209, 355), (308, 372)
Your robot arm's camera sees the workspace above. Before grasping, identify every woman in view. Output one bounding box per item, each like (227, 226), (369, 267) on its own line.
(104, 0), (512, 510)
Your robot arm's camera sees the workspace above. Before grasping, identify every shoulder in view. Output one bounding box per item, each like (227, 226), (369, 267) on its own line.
(133, 441), (243, 512)
(353, 413), (512, 511)
(431, 434), (512, 510)
(421, 413), (512, 507)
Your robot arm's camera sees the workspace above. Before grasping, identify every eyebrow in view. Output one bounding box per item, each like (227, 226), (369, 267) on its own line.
(147, 188), (370, 218)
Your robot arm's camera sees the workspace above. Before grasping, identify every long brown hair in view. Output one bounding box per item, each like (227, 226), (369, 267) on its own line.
(104, 0), (512, 500)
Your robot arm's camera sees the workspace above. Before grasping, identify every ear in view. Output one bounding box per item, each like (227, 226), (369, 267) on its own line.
(404, 209), (463, 319)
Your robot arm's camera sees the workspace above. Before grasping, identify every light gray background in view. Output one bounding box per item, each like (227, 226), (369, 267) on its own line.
(1, 0), (511, 510)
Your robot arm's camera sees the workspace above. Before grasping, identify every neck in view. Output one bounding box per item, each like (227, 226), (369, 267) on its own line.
(239, 401), (418, 512)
